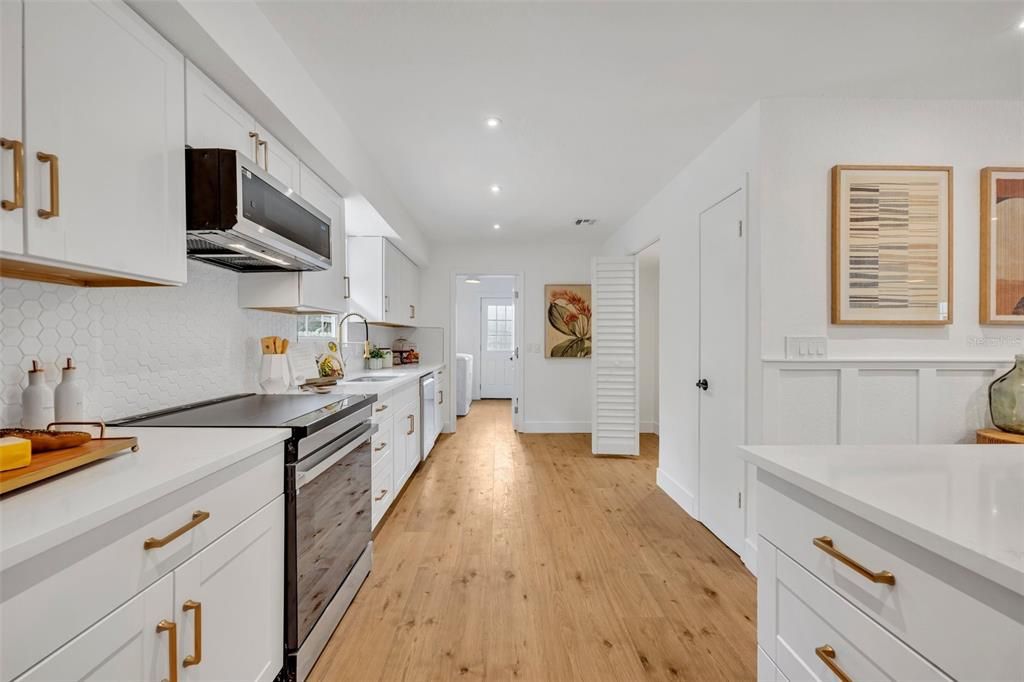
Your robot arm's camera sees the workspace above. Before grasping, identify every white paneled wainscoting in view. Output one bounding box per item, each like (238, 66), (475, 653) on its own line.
(761, 359), (1014, 446)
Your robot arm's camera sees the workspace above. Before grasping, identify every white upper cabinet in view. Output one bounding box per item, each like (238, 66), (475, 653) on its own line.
(255, 124), (301, 192)
(185, 61), (255, 160)
(237, 163), (348, 313)
(348, 236), (419, 324)
(0, 2), (24, 256)
(1, 0), (186, 286)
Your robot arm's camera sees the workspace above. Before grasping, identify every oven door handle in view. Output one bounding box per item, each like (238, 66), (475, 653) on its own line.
(295, 423), (375, 490)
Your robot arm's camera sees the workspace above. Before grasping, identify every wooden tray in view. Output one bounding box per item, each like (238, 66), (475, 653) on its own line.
(1, 422), (138, 495)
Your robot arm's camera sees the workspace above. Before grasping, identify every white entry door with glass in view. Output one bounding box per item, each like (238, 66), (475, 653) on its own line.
(480, 298), (515, 399)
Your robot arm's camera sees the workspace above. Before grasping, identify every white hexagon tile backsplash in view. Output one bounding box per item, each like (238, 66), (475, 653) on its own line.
(0, 261), (293, 426)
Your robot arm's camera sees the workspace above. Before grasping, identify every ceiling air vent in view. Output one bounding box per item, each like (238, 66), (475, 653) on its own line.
(575, 218), (598, 227)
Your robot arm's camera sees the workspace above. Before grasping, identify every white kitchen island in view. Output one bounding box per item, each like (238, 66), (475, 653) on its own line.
(740, 444), (1024, 682)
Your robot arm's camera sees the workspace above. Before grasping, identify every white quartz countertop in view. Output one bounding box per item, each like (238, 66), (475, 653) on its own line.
(0, 426), (290, 571)
(740, 444), (1024, 596)
(328, 363), (445, 396)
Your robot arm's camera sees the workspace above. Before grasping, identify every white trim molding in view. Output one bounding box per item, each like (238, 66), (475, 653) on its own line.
(656, 467), (697, 518)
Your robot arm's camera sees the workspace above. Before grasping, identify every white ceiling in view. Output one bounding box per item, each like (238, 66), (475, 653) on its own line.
(257, 1), (1023, 244)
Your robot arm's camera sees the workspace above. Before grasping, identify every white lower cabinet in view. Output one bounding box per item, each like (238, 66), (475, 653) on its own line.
(368, 380), (422, 530)
(175, 497), (284, 682)
(16, 575), (174, 681)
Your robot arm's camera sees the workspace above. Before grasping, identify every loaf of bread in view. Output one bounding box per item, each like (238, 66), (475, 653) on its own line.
(0, 428), (92, 452)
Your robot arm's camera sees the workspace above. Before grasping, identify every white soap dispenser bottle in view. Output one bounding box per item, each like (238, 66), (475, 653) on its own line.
(54, 357), (85, 427)
(21, 360), (54, 429)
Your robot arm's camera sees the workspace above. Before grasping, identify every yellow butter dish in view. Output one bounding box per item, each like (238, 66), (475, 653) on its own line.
(0, 436), (32, 471)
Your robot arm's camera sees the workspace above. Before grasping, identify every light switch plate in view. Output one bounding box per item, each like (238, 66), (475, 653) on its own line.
(785, 336), (827, 360)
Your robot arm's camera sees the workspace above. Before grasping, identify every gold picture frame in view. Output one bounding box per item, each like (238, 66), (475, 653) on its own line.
(831, 165), (953, 325)
(980, 167), (1024, 325)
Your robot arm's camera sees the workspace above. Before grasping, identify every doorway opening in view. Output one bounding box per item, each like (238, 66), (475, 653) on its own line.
(452, 274), (522, 431)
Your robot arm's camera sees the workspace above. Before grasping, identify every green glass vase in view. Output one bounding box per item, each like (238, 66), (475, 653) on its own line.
(989, 355), (1024, 435)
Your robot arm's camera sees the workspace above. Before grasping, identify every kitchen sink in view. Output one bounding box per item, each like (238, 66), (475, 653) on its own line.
(345, 375), (401, 382)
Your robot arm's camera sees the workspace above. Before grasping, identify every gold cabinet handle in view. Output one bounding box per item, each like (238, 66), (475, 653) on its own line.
(36, 152), (59, 219)
(813, 536), (895, 585)
(156, 620), (178, 682)
(344, 276), (351, 299)
(375, 403), (388, 412)
(1, 138), (24, 211)
(407, 414), (414, 435)
(182, 600), (202, 667)
(438, 389), (444, 406)
(374, 442), (387, 451)
(815, 645), (852, 682)
(249, 130), (261, 162)
(144, 511), (211, 550)
(258, 138), (268, 171)
(374, 488), (388, 502)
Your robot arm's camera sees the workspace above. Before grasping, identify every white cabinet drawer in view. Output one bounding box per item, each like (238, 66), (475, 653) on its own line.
(766, 545), (949, 682)
(371, 390), (395, 423)
(372, 416), (394, 466)
(0, 445), (282, 681)
(758, 473), (1024, 681)
(394, 382), (419, 411)
(372, 452), (394, 531)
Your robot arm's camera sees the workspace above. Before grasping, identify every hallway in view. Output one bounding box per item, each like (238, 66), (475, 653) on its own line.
(310, 400), (756, 681)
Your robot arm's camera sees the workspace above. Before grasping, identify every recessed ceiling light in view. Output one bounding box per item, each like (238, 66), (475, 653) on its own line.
(485, 116), (502, 128)
(465, 278), (481, 284)
(493, 223), (501, 230)
(490, 184), (502, 194)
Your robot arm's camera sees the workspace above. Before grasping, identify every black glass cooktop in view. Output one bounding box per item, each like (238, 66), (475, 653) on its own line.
(113, 392), (375, 437)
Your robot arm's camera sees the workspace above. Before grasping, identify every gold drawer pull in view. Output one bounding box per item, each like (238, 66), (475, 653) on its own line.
(813, 536), (895, 585)
(375, 442), (387, 451)
(438, 389), (444, 405)
(258, 138), (268, 171)
(249, 130), (260, 162)
(183, 600), (202, 667)
(374, 488), (389, 502)
(375, 403), (388, 412)
(144, 511), (211, 550)
(156, 620), (178, 682)
(816, 644), (852, 682)
(36, 151), (59, 219)
(1, 138), (24, 211)
(406, 414), (414, 435)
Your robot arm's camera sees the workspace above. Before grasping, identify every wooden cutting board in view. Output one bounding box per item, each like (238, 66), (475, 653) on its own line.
(0, 436), (139, 495)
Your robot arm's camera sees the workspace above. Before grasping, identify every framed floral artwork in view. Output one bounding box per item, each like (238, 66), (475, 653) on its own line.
(545, 284), (592, 357)
(980, 167), (1024, 325)
(831, 165), (953, 325)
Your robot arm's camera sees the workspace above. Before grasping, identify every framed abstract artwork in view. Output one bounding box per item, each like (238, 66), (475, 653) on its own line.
(980, 167), (1024, 325)
(831, 165), (953, 325)
(545, 284), (592, 357)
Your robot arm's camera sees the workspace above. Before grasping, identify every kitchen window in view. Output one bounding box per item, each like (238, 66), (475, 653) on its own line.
(297, 314), (337, 339)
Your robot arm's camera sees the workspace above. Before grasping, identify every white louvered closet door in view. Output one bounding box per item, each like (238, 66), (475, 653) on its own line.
(591, 257), (640, 455)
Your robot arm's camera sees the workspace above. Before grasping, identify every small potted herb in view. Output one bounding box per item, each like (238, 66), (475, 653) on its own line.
(367, 346), (386, 370)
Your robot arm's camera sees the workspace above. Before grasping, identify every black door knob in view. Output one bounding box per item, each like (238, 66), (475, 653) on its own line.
(696, 378), (709, 391)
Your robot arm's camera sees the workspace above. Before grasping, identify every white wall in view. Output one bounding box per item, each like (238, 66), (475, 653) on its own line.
(417, 241), (600, 433)
(760, 97), (1024, 360)
(455, 275), (516, 401)
(638, 247), (660, 433)
(603, 103), (762, 520)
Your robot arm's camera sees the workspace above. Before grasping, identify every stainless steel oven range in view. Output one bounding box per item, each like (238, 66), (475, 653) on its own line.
(114, 392), (377, 682)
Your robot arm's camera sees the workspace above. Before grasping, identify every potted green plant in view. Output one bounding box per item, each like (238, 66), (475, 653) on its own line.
(367, 345), (386, 371)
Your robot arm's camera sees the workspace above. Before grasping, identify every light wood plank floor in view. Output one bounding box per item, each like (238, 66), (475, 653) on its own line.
(310, 399), (756, 681)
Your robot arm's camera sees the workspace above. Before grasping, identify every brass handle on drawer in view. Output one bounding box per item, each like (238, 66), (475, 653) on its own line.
(36, 152), (59, 219)
(407, 414), (414, 435)
(144, 511), (211, 550)
(375, 403), (388, 412)
(183, 600), (202, 667)
(374, 488), (388, 502)
(156, 620), (178, 682)
(1, 138), (24, 211)
(815, 645), (852, 682)
(375, 442), (387, 451)
(813, 536), (895, 585)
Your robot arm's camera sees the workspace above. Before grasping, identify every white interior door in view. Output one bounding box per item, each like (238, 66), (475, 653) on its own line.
(480, 297), (515, 399)
(591, 257), (639, 455)
(698, 188), (747, 555)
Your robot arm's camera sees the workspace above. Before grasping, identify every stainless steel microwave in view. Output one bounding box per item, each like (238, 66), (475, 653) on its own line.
(185, 148), (331, 272)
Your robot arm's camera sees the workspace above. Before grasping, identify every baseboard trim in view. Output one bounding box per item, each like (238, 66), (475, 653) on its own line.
(656, 467), (697, 517)
(640, 421), (659, 435)
(742, 537), (758, 577)
(519, 421), (591, 433)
